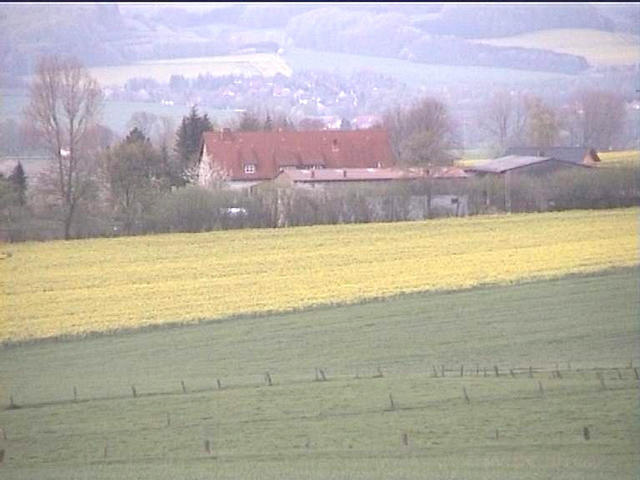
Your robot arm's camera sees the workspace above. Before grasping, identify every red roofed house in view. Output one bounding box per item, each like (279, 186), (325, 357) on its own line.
(198, 128), (397, 189)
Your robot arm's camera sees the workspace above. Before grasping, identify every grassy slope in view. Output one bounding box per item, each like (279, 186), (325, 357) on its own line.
(0, 89), (239, 136)
(473, 29), (640, 66)
(0, 268), (638, 479)
(87, 53), (293, 87)
(283, 48), (568, 88)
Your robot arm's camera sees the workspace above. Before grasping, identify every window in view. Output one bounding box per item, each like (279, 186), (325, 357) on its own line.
(244, 164), (256, 174)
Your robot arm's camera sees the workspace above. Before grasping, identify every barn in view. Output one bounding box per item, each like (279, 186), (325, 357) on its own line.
(464, 155), (594, 177)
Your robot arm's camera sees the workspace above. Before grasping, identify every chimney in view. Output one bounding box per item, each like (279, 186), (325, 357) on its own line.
(343, 169), (347, 178)
(221, 128), (232, 141)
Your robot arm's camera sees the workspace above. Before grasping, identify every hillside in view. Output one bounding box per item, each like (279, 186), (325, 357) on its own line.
(0, 268), (638, 478)
(474, 29), (640, 66)
(4, 3), (627, 80)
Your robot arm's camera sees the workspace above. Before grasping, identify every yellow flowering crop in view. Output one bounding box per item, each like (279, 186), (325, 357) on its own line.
(1, 208), (638, 342)
(598, 150), (640, 167)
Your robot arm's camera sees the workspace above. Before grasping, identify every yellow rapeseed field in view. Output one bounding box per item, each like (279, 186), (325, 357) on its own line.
(598, 150), (640, 167)
(1, 208), (638, 342)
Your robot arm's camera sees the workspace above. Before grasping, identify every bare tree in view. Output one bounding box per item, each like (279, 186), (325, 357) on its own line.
(384, 97), (458, 166)
(25, 56), (103, 239)
(479, 90), (527, 153)
(567, 89), (626, 149)
(126, 111), (159, 138)
(524, 95), (558, 148)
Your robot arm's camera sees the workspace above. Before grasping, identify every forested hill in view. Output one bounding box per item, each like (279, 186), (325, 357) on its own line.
(1, 3), (636, 80)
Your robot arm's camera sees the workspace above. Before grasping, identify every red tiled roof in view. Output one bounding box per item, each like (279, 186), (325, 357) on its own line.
(200, 129), (397, 181)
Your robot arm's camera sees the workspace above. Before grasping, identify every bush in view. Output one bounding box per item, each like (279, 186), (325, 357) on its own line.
(143, 186), (262, 234)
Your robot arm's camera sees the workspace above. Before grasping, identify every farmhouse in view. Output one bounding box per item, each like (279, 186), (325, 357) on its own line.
(197, 128), (396, 189)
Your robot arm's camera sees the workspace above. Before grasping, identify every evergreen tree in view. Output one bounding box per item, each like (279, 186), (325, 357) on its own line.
(124, 127), (148, 145)
(238, 111), (262, 131)
(8, 162), (27, 206)
(174, 106), (214, 184)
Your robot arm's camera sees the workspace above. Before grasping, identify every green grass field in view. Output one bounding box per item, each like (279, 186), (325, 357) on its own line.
(474, 29), (640, 66)
(87, 53), (292, 87)
(284, 48), (569, 88)
(0, 89), (240, 135)
(1, 267), (638, 479)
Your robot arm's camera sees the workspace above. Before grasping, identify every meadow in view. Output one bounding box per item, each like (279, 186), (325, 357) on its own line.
(2, 208), (637, 342)
(474, 29), (640, 66)
(87, 53), (293, 87)
(0, 88), (239, 135)
(0, 267), (638, 479)
(283, 48), (569, 88)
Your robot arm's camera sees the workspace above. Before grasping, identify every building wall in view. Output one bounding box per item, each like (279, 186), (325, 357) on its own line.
(197, 144), (214, 187)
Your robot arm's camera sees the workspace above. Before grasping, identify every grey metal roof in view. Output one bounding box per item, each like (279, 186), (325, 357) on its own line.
(505, 147), (597, 164)
(467, 155), (553, 173)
